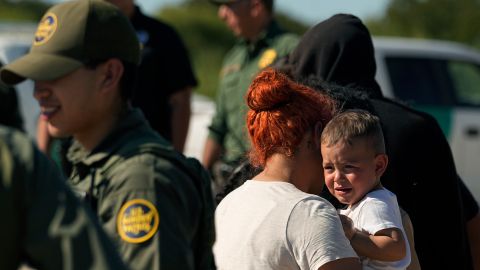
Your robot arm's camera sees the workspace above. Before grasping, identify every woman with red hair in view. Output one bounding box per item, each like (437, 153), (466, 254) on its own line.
(213, 69), (360, 270)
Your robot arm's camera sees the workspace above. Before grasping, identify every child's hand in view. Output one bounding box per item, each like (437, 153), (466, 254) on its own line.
(339, 214), (356, 240)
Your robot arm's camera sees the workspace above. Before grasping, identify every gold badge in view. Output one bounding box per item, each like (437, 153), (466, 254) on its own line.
(117, 199), (160, 243)
(34, 13), (58, 46)
(258, 49), (277, 69)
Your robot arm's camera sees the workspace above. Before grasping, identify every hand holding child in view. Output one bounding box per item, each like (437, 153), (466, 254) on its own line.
(339, 214), (357, 240)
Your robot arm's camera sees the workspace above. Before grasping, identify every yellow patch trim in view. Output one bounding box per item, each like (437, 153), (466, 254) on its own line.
(258, 49), (277, 69)
(117, 199), (160, 244)
(34, 13), (58, 46)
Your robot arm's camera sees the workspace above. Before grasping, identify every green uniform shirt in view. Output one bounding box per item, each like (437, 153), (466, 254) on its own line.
(208, 21), (299, 163)
(0, 126), (126, 270)
(67, 109), (215, 270)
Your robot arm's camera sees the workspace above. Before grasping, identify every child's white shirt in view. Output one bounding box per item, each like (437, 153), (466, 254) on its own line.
(340, 188), (411, 270)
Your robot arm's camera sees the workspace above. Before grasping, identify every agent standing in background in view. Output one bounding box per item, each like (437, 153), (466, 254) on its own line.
(203, 0), (299, 195)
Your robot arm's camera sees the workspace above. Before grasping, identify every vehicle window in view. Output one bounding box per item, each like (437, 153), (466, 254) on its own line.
(448, 61), (480, 106)
(385, 57), (454, 106)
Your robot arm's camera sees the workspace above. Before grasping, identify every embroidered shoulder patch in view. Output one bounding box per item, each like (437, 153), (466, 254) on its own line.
(34, 13), (58, 46)
(117, 199), (160, 243)
(258, 49), (277, 69)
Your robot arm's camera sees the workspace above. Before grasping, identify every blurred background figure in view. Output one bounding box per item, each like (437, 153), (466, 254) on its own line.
(202, 0), (298, 195)
(0, 125), (127, 270)
(105, 0), (198, 153)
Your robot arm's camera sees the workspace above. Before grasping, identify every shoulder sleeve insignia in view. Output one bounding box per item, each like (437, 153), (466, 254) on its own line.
(117, 199), (160, 243)
(258, 49), (277, 69)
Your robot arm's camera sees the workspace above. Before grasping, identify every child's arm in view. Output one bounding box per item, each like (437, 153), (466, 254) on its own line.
(339, 214), (407, 261)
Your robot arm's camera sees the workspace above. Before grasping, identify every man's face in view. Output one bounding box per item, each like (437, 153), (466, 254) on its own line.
(217, 0), (253, 38)
(33, 66), (102, 139)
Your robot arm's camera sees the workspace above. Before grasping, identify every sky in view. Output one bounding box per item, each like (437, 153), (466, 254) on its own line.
(274, 0), (390, 25)
(47, 0), (391, 26)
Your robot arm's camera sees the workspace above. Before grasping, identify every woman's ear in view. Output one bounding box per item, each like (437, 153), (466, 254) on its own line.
(375, 153), (389, 178)
(99, 58), (124, 92)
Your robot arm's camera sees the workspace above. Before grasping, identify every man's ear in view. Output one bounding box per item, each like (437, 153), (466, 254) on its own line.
(375, 153), (389, 178)
(99, 58), (124, 92)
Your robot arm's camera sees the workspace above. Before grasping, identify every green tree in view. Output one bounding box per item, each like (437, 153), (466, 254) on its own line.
(366, 0), (480, 49)
(0, 0), (49, 21)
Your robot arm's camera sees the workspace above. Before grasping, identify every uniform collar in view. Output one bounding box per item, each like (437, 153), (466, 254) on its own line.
(130, 6), (145, 26)
(67, 108), (151, 166)
(240, 20), (284, 54)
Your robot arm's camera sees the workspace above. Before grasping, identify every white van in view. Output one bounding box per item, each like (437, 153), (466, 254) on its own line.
(374, 37), (480, 202)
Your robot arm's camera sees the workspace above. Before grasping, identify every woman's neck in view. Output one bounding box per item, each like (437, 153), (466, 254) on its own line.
(253, 153), (294, 183)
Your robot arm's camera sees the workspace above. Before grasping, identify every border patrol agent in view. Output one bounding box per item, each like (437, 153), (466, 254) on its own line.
(0, 1), (215, 269)
(202, 0), (299, 194)
(0, 125), (126, 270)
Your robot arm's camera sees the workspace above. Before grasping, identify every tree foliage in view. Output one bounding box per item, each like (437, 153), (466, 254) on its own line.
(0, 0), (48, 21)
(366, 0), (480, 49)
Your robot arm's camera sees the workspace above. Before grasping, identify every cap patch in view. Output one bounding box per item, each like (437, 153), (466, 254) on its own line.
(34, 13), (58, 46)
(258, 49), (277, 69)
(117, 199), (159, 243)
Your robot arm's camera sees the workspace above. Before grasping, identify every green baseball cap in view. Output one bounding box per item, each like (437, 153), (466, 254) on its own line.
(0, 0), (140, 85)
